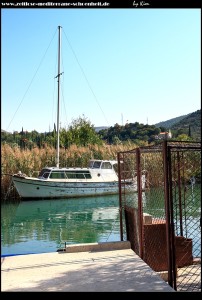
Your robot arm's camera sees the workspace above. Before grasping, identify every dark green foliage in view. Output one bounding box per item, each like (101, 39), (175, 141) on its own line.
(1, 116), (103, 149)
(98, 123), (161, 144)
(170, 110), (201, 140)
(1, 110), (201, 147)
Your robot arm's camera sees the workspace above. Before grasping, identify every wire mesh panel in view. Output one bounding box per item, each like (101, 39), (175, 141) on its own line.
(167, 142), (201, 292)
(118, 141), (201, 292)
(140, 147), (168, 272)
(118, 146), (168, 268)
(118, 150), (141, 255)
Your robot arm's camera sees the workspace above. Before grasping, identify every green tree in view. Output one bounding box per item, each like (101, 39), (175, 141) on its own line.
(62, 115), (103, 147)
(176, 134), (192, 141)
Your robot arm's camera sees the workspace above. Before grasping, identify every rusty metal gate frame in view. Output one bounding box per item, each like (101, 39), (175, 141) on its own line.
(163, 141), (201, 290)
(117, 141), (201, 292)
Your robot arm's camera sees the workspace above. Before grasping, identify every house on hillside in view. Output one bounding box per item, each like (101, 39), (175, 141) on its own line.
(155, 129), (172, 140)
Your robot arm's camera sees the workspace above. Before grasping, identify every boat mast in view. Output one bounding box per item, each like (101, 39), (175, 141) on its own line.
(56, 25), (62, 168)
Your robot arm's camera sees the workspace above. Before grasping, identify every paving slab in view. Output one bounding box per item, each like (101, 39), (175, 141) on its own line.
(1, 242), (175, 292)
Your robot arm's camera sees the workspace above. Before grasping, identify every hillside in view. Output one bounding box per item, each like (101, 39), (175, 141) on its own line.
(94, 126), (109, 132)
(2, 110), (201, 141)
(1, 129), (12, 134)
(154, 114), (190, 128)
(153, 109), (201, 140)
(170, 109), (201, 140)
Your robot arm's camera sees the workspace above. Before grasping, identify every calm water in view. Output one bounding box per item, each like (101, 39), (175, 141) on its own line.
(1, 195), (122, 256)
(1, 185), (201, 257)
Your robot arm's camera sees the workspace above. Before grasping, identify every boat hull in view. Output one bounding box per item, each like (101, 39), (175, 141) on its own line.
(12, 175), (126, 199)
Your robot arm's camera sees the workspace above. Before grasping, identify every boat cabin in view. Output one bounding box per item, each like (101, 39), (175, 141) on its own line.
(38, 160), (118, 180)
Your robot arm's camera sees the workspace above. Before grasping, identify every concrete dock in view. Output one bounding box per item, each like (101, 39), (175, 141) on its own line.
(1, 241), (175, 292)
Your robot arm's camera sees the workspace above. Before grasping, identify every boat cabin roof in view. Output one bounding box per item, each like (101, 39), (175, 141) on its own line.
(40, 160), (118, 171)
(38, 160), (118, 179)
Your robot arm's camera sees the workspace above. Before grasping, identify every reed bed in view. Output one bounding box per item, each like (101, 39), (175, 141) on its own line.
(2, 142), (199, 202)
(1, 142), (139, 201)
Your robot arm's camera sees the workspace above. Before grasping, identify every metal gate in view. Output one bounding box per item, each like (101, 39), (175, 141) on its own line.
(118, 141), (201, 292)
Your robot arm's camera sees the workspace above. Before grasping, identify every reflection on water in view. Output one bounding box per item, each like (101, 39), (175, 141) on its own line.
(1, 195), (121, 256)
(1, 185), (201, 257)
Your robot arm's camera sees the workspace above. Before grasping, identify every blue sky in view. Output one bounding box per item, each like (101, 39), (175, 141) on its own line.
(1, 8), (201, 133)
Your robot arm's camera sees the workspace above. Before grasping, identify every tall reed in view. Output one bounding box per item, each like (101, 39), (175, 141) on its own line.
(1, 142), (138, 201)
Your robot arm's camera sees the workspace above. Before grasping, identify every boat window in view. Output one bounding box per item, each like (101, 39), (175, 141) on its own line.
(113, 163), (118, 173)
(83, 172), (92, 179)
(65, 171), (92, 179)
(92, 161), (101, 169)
(49, 171), (65, 179)
(101, 162), (112, 169)
(88, 161), (94, 168)
(38, 169), (51, 179)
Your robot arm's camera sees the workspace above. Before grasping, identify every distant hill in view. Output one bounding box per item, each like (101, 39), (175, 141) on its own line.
(170, 109), (201, 140)
(1, 129), (12, 134)
(2, 110), (201, 140)
(94, 109), (201, 141)
(170, 109), (200, 128)
(154, 114), (191, 129)
(94, 126), (109, 132)
(154, 109), (201, 140)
